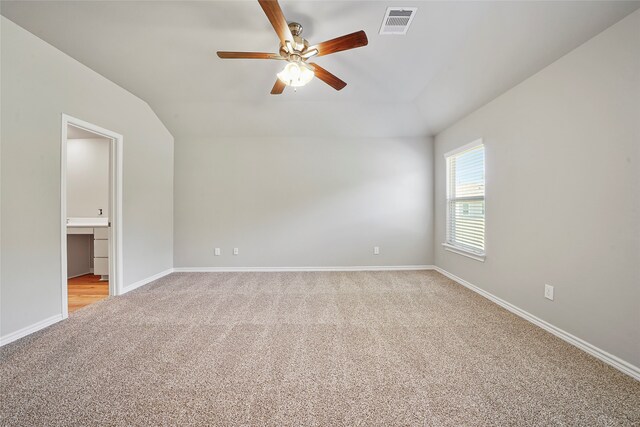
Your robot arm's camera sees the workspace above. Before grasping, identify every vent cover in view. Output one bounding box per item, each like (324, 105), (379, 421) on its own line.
(379, 7), (417, 35)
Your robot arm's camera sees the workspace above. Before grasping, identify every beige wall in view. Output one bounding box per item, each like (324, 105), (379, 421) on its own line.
(67, 137), (110, 218)
(434, 11), (640, 367)
(174, 136), (434, 268)
(1, 17), (174, 337)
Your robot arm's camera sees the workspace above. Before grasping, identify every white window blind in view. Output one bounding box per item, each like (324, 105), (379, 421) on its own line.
(446, 143), (485, 255)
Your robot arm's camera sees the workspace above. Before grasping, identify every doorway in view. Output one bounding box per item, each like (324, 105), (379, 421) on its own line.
(61, 114), (123, 318)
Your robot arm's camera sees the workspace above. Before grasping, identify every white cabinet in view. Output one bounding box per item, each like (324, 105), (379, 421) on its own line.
(93, 227), (109, 277)
(67, 227), (93, 235)
(94, 239), (108, 257)
(94, 227), (109, 239)
(94, 258), (109, 276)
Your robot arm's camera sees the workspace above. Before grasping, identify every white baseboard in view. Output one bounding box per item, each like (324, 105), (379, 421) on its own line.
(433, 266), (640, 381)
(0, 314), (64, 347)
(120, 268), (174, 294)
(67, 271), (92, 279)
(173, 265), (435, 272)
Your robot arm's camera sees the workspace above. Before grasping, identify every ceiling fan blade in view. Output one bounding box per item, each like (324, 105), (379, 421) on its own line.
(309, 63), (347, 91)
(271, 79), (286, 95)
(217, 51), (283, 60)
(258, 0), (294, 45)
(309, 30), (368, 57)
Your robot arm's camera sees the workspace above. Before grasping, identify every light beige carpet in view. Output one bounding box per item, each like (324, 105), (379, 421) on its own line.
(1, 271), (638, 426)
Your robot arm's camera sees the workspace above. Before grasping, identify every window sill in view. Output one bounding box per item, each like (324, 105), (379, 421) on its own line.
(442, 243), (485, 262)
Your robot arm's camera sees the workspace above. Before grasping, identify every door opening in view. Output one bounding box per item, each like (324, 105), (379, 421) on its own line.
(61, 114), (123, 318)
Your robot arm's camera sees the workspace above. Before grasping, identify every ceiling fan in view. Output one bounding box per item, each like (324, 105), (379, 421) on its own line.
(217, 0), (368, 94)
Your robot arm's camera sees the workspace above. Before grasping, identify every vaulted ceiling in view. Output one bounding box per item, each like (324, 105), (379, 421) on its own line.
(2, 1), (638, 139)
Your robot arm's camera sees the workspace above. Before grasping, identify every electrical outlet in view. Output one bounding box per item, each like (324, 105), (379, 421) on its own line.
(374, 246), (380, 255)
(544, 284), (554, 301)
(214, 248), (221, 256)
(233, 248), (239, 255)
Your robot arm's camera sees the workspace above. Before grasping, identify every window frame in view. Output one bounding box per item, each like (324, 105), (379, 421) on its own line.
(442, 139), (486, 262)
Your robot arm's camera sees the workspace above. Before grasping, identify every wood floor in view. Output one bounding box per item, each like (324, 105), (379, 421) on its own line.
(68, 274), (109, 313)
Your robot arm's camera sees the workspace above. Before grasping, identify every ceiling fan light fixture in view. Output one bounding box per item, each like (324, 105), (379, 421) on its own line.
(277, 62), (314, 87)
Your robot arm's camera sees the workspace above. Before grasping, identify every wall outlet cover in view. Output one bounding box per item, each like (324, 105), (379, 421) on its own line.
(233, 248), (239, 255)
(214, 248), (221, 256)
(374, 246), (380, 255)
(544, 284), (554, 301)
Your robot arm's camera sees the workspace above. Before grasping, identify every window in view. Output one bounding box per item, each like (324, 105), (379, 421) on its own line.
(444, 141), (485, 261)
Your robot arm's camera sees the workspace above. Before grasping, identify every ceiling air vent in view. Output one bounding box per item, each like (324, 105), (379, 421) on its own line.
(379, 7), (417, 35)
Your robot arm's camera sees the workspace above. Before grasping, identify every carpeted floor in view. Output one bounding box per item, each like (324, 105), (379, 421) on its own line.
(1, 271), (639, 426)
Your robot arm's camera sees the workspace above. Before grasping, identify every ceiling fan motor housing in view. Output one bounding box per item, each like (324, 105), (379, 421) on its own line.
(279, 22), (310, 59)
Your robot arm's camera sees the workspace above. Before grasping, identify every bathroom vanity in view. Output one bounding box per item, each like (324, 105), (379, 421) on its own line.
(67, 217), (109, 278)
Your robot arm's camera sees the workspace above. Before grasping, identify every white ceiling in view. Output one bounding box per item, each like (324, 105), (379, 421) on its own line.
(2, 1), (638, 139)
